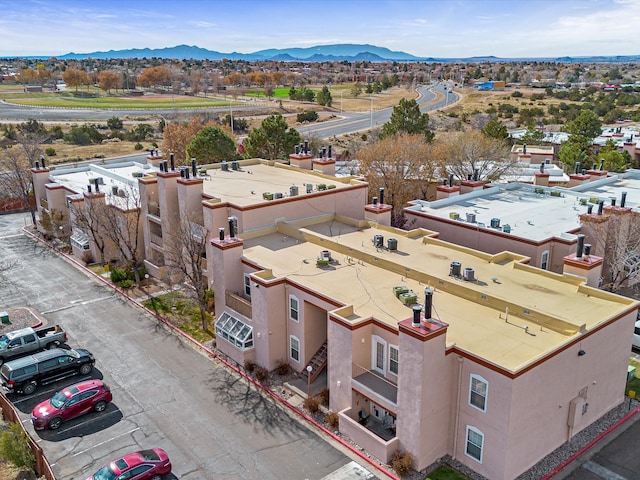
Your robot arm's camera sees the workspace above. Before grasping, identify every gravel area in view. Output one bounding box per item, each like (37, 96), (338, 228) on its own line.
(0, 307), (44, 334)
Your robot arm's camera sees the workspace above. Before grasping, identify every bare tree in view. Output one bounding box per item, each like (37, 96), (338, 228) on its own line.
(100, 185), (144, 283)
(357, 133), (439, 225)
(582, 211), (640, 293)
(68, 198), (110, 264)
(164, 215), (211, 330)
(430, 130), (514, 182)
(0, 147), (37, 224)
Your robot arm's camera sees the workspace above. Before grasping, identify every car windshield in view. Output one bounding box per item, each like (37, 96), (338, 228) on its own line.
(139, 450), (160, 461)
(49, 391), (67, 409)
(0, 336), (8, 349)
(92, 465), (118, 480)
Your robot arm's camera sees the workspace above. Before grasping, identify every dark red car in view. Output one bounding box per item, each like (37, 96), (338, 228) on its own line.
(85, 448), (171, 480)
(31, 379), (112, 430)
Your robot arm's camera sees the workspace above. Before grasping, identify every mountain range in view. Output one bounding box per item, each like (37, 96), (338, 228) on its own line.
(42, 44), (640, 63)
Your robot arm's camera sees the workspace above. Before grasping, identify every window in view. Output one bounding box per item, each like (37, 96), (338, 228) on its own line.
(465, 426), (484, 462)
(244, 274), (251, 298)
(389, 345), (399, 375)
(469, 374), (488, 412)
(214, 312), (254, 350)
(23, 334), (36, 344)
(372, 336), (386, 375)
(289, 295), (299, 322)
(290, 335), (300, 363)
(540, 250), (549, 270)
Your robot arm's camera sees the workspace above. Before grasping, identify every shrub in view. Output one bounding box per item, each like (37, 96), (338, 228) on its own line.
(81, 251), (94, 265)
(303, 395), (321, 414)
(296, 111), (319, 123)
(325, 412), (339, 429)
(45, 147), (56, 156)
(244, 360), (256, 373)
(118, 279), (134, 289)
(318, 388), (330, 406)
(0, 422), (35, 469)
(390, 450), (414, 476)
(110, 267), (128, 284)
(255, 367), (269, 382)
(134, 143), (144, 151)
(274, 359), (292, 376)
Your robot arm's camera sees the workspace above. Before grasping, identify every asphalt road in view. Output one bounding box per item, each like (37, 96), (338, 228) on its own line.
(0, 213), (357, 480)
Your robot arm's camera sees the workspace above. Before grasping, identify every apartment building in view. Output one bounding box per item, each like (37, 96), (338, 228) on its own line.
(31, 153), (640, 479)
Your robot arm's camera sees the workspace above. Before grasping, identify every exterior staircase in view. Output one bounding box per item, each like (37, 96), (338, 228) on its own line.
(301, 342), (327, 384)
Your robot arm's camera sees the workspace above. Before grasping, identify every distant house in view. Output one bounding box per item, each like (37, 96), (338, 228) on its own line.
(24, 85), (43, 93)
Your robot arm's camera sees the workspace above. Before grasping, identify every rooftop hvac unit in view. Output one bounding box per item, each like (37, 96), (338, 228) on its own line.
(274, 192), (283, 199)
(490, 218), (501, 229)
(290, 185), (299, 197)
(466, 213), (476, 223)
(221, 162), (229, 171)
(393, 285), (409, 298)
(503, 224), (511, 234)
(387, 238), (398, 251)
(373, 234), (384, 248)
(95, 177), (104, 185)
(450, 261), (462, 277)
(306, 183), (313, 194)
(231, 161), (240, 171)
(463, 267), (475, 282)
(321, 250), (331, 261)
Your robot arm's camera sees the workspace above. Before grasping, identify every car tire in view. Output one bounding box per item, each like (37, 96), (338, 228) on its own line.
(150, 475), (162, 480)
(48, 417), (63, 430)
(22, 382), (37, 395)
(46, 342), (56, 350)
(93, 400), (107, 412)
(79, 364), (93, 375)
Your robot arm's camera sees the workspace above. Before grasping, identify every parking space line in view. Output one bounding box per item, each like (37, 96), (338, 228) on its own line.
(69, 427), (140, 459)
(53, 409), (121, 435)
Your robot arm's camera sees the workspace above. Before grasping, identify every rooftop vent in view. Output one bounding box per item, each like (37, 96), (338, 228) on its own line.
(412, 304), (422, 327)
(463, 267), (475, 282)
(450, 261), (462, 278)
(373, 234), (384, 249)
(490, 218), (501, 229)
(466, 213), (476, 223)
(221, 161), (229, 172)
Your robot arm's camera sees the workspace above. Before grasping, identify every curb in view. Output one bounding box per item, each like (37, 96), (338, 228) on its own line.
(21, 227), (399, 480)
(540, 404), (640, 479)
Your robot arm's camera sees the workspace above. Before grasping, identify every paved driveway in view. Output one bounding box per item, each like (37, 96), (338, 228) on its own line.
(0, 213), (356, 480)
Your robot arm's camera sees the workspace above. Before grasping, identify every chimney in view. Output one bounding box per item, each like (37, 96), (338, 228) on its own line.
(587, 204), (593, 214)
(304, 139), (309, 154)
(621, 192), (627, 208)
(322, 146), (327, 158)
(449, 174), (454, 187)
(575, 162), (581, 174)
(597, 200), (604, 215)
(35, 161), (40, 169)
(228, 217), (236, 239)
(424, 288), (433, 320)
(584, 244), (591, 257)
(40, 155), (46, 168)
(379, 187), (385, 206)
(87, 184), (92, 193)
(191, 158), (197, 178)
(599, 159), (605, 170)
(610, 197), (616, 206)
(180, 168), (185, 178)
(576, 234), (585, 259)
(170, 153), (175, 171)
(539, 163), (545, 173)
(164, 160), (169, 172)
(412, 304), (422, 328)
(95, 181), (100, 193)
(218, 227), (225, 242)
(474, 169), (479, 181)
(295, 145), (300, 155)
(328, 144), (332, 158)
(522, 143), (527, 154)
(185, 166), (190, 179)
(372, 196), (378, 207)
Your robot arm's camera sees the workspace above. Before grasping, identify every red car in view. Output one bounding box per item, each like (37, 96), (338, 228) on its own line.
(31, 379), (112, 430)
(86, 448), (171, 480)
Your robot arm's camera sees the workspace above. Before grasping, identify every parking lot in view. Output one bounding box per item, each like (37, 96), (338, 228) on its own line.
(0, 214), (358, 480)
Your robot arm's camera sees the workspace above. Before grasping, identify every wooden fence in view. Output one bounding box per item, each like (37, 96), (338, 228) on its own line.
(0, 391), (56, 479)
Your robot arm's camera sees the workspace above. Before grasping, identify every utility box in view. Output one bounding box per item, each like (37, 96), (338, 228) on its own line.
(0, 312), (9, 324)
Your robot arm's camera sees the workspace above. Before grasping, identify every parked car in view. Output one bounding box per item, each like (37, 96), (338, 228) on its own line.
(31, 379), (112, 430)
(0, 348), (94, 395)
(0, 325), (67, 365)
(85, 448), (171, 480)
(633, 319), (640, 351)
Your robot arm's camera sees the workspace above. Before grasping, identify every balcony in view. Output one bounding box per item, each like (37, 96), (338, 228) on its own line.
(352, 364), (397, 411)
(338, 407), (399, 464)
(225, 290), (252, 319)
(149, 232), (163, 247)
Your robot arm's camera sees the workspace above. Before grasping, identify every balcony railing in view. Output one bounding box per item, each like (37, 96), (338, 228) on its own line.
(225, 290), (252, 319)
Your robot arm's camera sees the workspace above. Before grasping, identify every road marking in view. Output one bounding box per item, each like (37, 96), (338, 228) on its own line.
(54, 409), (120, 435)
(0, 234), (26, 239)
(583, 461), (628, 480)
(42, 297), (111, 314)
(50, 427), (141, 464)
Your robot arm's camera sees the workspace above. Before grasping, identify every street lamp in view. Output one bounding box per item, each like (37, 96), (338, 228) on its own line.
(306, 365), (313, 396)
(370, 96), (373, 130)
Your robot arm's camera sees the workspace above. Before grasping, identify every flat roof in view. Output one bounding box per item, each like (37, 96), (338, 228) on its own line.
(571, 170), (640, 208)
(242, 220), (636, 373)
(201, 161), (352, 207)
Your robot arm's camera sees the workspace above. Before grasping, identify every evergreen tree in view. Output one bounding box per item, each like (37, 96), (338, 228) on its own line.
(380, 98), (434, 142)
(244, 114), (301, 160)
(186, 126), (238, 164)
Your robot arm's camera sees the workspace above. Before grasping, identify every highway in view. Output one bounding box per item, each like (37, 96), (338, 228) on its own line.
(0, 84), (459, 140)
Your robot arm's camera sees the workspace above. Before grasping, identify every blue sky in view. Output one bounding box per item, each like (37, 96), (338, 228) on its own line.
(1, 0), (638, 58)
